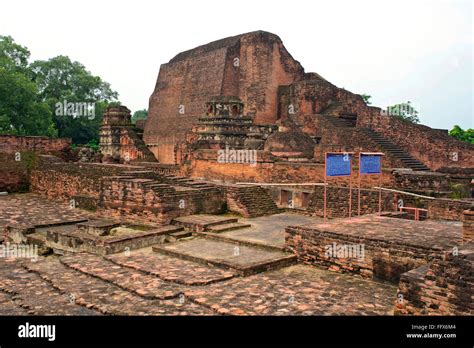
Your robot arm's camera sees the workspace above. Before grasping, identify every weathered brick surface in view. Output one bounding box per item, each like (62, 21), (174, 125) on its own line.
(285, 216), (462, 283)
(144, 31), (305, 163)
(0, 135), (71, 155)
(0, 152), (32, 192)
(106, 249), (236, 286)
(0, 136), (73, 193)
(30, 162), (122, 200)
(99, 106), (156, 163)
(426, 199), (473, 221)
(187, 156), (393, 187)
(98, 176), (226, 224)
(463, 209), (474, 242)
(359, 113), (474, 171)
(395, 242), (473, 315)
(24, 258), (213, 315)
(223, 184), (279, 217)
(0, 258), (98, 315)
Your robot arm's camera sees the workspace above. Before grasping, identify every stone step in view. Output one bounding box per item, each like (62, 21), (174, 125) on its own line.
(198, 231), (285, 252)
(0, 258), (99, 316)
(172, 215), (239, 232)
(152, 238), (297, 276)
(60, 253), (183, 300)
(361, 128), (431, 171)
(206, 222), (252, 233)
(106, 250), (235, 286)
(24, 257), (211, 315)
(169, 230), (193, 239)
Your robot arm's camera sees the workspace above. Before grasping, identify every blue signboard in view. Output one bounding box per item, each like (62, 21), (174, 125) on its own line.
(360, 154), (382, 174)
(326, 153), (352, 177)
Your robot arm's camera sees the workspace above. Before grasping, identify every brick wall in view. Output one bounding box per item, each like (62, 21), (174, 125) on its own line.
(98, 177), (226, 224)
(284, 223), (451, 283)
(0, 152), (35, 192)
(0, 135), (72, 192)
(144, 31), (305, 164)
(0, 135), (71, 155)
(395, 242), (473, 315)
(463, 209), (474, 242)
(360, 113), (474, 170)
(188, 154), (393, 187)
(426, 199), (473, 221)
(30, 162), (129, 200)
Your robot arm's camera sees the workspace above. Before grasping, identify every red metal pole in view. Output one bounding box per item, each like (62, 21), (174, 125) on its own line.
(358, 153), (361, 217)
(378, 174), (382, 215)
(349, 164), (352, 218)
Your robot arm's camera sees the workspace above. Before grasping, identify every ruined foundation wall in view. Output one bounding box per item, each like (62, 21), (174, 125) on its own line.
(0, 136), (72, 192)
(0, 135), (71, 155)
(284, 223), (450, 283)
(188, 154), (394, 187)
(0, 152), (34, 192)
(98, 177), (226, 224)
(30, 162), (130, 200)
(395, 242), (473, 315)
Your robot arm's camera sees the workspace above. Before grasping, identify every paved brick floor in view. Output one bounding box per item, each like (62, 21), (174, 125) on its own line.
(0, 194), (400, 316)
(154, 238), (295, 271)
(299, 215), (462, 250)
(0, 254), (397, 316)
(218, 213), (319, 248)
(0, 193), (89, 229)
(186, 264), (397, 315)
(106, 247), (236, 285)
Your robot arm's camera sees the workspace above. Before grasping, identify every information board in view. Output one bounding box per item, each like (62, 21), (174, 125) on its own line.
(360, 154), (382, 175)
(326, 153), (352, 177)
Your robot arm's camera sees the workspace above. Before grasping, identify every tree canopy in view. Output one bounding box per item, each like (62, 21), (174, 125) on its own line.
(0, 35), (120, 144)
(132, 109), (148, 123)
(0, 35), (56, 136)
(449, 125), (474, 144)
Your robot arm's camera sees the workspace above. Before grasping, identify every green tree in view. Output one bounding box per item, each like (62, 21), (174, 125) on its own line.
(386, 101), (420, 124)
(132, 109), (148, 123)
(0, 35), (30, 74)
(30, 55), (119, 144)
(361, 94), (372, 105)
(0, 36), (56, 137)
(449, 125), (474, 144)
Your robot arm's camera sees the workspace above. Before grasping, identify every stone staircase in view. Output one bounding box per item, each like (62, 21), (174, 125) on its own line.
(359, 128), (430, 171)
(321, 114), (356, 128)
(225, 185), (280, 217)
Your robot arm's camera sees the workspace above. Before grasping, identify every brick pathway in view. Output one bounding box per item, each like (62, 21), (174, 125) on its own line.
(106, 248), (235, 285)
(0, 258), (98, 315)
(153, 238), (296, 275)
(61, 253), (186, 299)
(0, 194), (89, 229)
(0, 195), (400, 316)
(23, 257), (213, 315)
(0, 254), (398, 316)
(186, 264), (397, 315)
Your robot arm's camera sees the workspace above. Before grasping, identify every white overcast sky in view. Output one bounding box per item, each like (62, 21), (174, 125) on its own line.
(1, 0), (472, 129)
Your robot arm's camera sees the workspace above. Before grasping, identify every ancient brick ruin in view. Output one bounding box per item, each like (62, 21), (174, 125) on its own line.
(0, 30), (473, 317)
(99, 106), (156, 163)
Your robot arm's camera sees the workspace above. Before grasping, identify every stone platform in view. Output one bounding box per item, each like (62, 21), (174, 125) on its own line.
(285, 215), (463, 282)
(0, 194), (90, 231)
(200, 213), (318, 250)
(44, 223), (185, 255)
(171, 214), (241, 233)
(153, 238), (297, 276)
